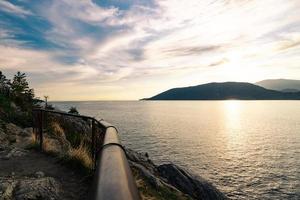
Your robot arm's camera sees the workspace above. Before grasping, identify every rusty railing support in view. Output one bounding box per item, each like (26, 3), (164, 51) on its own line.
(39, 110), (43, 150)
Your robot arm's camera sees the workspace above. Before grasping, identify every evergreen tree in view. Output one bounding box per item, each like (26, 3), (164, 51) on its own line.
(11, 71), (34, 110)
(0, 71), (6, 92)
(0, 71), (6, 86)
(0, 71), (36, 126)
(11, 72), (29, 95)
(0, 71), (11, 97)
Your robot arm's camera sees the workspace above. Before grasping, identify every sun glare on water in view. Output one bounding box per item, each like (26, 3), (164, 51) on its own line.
(223, 100), (242, 135)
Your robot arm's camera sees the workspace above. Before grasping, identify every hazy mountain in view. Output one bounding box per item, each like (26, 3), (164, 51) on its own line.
(143, 82), (300, 100)
(255, 79), (300, 92)
(281, 88), (299, 93)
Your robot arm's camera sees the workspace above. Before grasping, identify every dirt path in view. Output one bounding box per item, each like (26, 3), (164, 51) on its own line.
(0, 149), (90, 200)
(0, 123), (91, 200)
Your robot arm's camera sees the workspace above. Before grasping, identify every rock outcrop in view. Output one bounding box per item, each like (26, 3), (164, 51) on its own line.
(48, 113), (92, 136)
(126, 149), (227, 200)
(0, 121), (90, 200)
(0, 175), (61, 200)
(157, 164), (227, 200)
(0, 120), (33, 149)
(0, 147), (28, 160)
(0, 121), (61, 200)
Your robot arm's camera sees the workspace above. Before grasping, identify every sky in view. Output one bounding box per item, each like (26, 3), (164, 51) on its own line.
(0, 0), (300, 100)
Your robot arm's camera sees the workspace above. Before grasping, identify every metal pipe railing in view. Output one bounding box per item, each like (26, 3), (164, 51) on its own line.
(90, 126), (140, 200)
(33, 108), (98, 121)
(32, 108), (140, 200)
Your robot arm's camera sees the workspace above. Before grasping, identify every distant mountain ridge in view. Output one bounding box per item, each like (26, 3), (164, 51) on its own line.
(143, 82), (300, 100)
(255, 79), (300, 92)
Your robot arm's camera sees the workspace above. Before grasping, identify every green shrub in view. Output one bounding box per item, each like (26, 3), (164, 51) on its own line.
(0, 71), (36, 127)
(68, 107), (79, 115)
(0, 94), (11, 113)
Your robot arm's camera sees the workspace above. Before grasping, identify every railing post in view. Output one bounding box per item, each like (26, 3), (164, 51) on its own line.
(92, 119), (96, 168)
(39, 110), (44, 150)
(32, 110), (37, 141)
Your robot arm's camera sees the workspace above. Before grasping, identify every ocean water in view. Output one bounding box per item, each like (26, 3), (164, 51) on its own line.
(52, 101), (300, 200)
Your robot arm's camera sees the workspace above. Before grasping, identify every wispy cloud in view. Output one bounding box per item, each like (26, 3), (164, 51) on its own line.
(0, 0), (32, 16)
(0, 0), (300, 100)
(161, 45), (225, 57)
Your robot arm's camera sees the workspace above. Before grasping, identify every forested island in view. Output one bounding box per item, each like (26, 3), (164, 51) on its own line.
(143, 82), (300, 100)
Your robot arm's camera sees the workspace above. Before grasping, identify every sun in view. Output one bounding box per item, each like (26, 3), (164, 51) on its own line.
(219, 51), (264, 83)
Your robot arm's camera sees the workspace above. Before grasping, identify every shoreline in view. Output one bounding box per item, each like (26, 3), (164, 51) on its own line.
(0, 114), (227, 200)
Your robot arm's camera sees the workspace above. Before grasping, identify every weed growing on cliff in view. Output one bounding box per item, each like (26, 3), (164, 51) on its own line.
(132, 167), (191, 200)
(68, 107), (79, 115)
(62, 143), (93, 174)
(42, 118), (94, 174)
(25, 133), (40, 150)
(50, 121), (65, 138)
(42, 138), (60, 156)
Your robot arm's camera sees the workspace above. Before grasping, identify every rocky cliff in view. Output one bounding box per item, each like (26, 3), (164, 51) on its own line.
(126, 149), (227, 200)
(0, 118), (227, 200)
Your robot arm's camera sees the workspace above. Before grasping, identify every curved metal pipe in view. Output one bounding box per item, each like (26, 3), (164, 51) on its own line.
(91, 126), (140, 200)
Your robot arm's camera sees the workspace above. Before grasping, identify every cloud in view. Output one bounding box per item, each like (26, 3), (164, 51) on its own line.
(0, 29), (9, 38)
(162, 45), (225, 57)
(0, 0), (300, 100)
(276, 32), (300, 51)
(208, 59), (229, 67)
(0, 45), (99, 83)
(0, 1), (32, 16)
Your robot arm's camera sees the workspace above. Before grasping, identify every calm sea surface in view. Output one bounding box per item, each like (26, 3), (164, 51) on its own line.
(52, 101), (300, 200)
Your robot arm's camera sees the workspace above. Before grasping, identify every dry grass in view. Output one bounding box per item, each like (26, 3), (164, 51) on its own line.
(26, 120), (94, 174)
(42, 137), (60, 156)
(66, 143), (93, 171)
(25, 132), (40, 150)
(42, 138), (52, 152)
(50, 121), (65, 139)
(30, 132), (37, 144)
(52, 118), (93, 171)
(49, 121), (93, 171)
(26, 133), (57, 156)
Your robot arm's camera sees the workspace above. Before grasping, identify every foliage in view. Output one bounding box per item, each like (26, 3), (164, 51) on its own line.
(0, 94), (11, 113)
(0, 71), (37, 127)
(0, 71), (6, 84)
(68, 107), (79, 115)
(11, 71), (35, 111)
(64, 143), (93, 173)
(25, 134), (40, 150)
(45, 119), (93, 174)
(0, 71), (10, 97)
